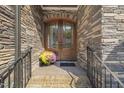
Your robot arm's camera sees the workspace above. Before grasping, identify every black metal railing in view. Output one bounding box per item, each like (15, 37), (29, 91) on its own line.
(0, 47), (32, 88)
(87, 46), (124, 88)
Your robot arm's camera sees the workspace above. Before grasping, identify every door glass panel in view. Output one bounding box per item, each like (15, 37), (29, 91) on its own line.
(48, 24), (58, 48)
(63, 23), (73, 48)
(48, 22), (73, 48)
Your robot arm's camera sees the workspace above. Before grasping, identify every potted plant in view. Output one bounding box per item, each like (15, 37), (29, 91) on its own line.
(39, 50), (57, 66)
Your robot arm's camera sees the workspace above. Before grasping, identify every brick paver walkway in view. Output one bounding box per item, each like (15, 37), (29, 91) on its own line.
(26, 61), (91, 88)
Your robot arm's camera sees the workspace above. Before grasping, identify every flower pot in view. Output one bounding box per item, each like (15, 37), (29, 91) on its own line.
(39, 50), (57, 67)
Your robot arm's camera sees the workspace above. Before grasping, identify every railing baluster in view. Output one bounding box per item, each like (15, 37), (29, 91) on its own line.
(110, 74), (112, 88)
(104, 68), (106, 88)
(26, 53), (29, 82)
(94, 56), (97, 88)
(117, 82), (120, 88)
(24, 55), (26, 87)
(0, 77), (2, 88)
(100, 63), (102, 88)
(29, 48), (32, 78)
(14, 63), (17, 88)
(0, 77), (1, 88)
(27, 53), (29, 84)
(96, 61), (99, 87)
(22, 58), (24, 87)
(28, 52), (30, 81)
(17, 60), (20, 87)
(91, 51), (94, 86)
(0, 77), (4, 88)
(93, 55), (95, 87)
(87, 48), (89, 79)
(20, 58), (23, 88)
(8, 69), (10, 88)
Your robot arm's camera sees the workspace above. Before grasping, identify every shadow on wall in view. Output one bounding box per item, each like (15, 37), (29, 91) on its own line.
(30, 5), (44, 45)
(105, 41), (124, 82)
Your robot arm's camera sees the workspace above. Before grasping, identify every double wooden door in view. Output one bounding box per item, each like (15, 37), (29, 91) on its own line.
(45, 20), (76, 61)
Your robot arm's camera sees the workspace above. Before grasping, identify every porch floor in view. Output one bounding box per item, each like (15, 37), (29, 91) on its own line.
(26, 61), (91, 88)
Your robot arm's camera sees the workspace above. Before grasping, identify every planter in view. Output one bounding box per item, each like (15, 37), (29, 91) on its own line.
(39, 58), (54, 67)
(39, 50), (57, 67)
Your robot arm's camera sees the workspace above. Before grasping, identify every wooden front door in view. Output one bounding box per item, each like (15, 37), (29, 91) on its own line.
(45, 20), (76, 61)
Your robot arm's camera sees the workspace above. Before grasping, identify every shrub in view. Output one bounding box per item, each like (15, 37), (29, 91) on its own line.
(39, 50), (57, 65)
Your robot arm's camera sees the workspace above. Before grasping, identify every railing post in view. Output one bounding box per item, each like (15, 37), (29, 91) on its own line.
(91, 50), (94, 87)
(8, 69), (11, 88)
(110, 74), (112, 88)
(94, 58), (96, 87)
(104, 68), (106, 88)
(87, 47), (90, 84)
(100, 62), (102, 88)
(20, 58), (23, 88)
(87, 47), (89, 77)
(24, 55), (27, 87)
(96, 61), (99, 87)
(14, 5), (21, 88)
(0, 77), (2, 88)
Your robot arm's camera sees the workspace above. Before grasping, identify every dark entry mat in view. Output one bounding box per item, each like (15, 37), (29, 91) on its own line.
(60, 63), (75, 67)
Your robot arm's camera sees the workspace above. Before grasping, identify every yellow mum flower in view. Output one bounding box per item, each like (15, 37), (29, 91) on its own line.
(39, 50), (57, 65)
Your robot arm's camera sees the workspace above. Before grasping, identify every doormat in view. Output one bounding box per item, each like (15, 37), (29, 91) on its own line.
(60, 63), (75, 67)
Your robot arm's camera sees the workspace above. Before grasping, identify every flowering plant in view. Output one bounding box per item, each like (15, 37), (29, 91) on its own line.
(39, 50), (57, 65)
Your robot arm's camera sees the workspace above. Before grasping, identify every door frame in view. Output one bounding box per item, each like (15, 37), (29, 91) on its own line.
(44, 18), (77, 61)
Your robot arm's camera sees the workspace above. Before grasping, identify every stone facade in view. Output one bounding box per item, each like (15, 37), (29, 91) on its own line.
(102, 5), (124, 63)
(21, 6), (43, 64)
(77, 5), (102, 69)
(1, 5), (124, 75)
(102, 6), (124, 76)
(30, 5), (44, 44)
(0, 5), (43, 66)
(77, 5), (124, 76)
(0, 6), (15, 65)
(42, 10), (77, 22)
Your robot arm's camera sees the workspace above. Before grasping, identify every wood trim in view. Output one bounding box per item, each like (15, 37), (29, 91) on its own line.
(44, 18), (76, 24)
(44, 19), (77, 60)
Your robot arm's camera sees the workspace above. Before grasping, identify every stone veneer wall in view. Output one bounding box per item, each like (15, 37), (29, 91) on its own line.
(42, 10), (77, 22)
(77, 5), (102, 69)
(77, 5), (124, 74)
(0, 5), (44, 67)
(102, 6), (124, 74)
(0, 6), (15, 65)
(21, 6), (43, 64)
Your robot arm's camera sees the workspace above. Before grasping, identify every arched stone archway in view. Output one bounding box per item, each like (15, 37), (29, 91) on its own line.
(42, 10), (77, 23)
